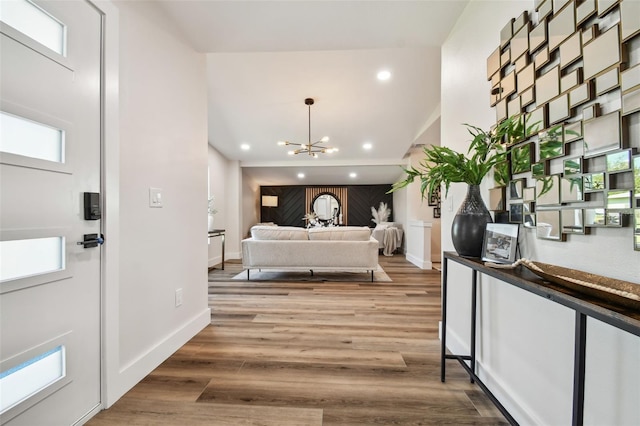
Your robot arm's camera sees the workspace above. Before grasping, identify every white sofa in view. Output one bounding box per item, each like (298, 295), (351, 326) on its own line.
(241, 226), (379, 281)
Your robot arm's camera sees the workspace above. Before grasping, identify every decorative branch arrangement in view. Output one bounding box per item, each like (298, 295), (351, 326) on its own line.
(371, 202), (391, 224)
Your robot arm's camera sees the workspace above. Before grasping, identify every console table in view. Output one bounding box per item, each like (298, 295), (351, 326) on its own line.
(441, 251), (640, 426)
(208, 229), (225, 270)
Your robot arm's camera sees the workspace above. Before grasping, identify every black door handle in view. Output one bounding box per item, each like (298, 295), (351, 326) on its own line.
(77, 233), (104, 248)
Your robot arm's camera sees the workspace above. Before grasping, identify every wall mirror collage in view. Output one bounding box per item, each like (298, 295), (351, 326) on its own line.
(486, 0), (640, 250)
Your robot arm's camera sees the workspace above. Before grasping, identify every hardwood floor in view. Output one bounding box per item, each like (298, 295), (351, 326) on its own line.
(88, 255), (507, 425)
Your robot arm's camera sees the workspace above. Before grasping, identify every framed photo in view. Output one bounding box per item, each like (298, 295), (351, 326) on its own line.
(481, 223), (520, 264)
(428, 186), (441, 206)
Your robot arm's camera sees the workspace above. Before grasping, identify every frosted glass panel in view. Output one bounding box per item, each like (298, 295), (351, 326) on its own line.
(0, 112), (64, 163)
(0, 237), (65, 282)
(0, 346), (65, 413)
(0, 0), (65, 55)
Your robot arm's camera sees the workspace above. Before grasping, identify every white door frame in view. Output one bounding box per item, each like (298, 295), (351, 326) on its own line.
(89, 0), (121, 413)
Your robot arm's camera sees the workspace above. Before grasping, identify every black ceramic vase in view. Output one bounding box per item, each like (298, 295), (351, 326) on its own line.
(451, 184), (492, 258)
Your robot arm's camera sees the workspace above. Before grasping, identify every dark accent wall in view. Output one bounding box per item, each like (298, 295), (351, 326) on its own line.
(260, 186), (305, 226)
(260, 184), (392, 228)
(347, 185), (393, 227)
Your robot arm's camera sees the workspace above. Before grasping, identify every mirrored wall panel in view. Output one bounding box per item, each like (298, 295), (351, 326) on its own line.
(537, 210), (563, 240)
(488, 0), (638, 247)
(536, 175), (561, 206)
(562, 209), (585, 234)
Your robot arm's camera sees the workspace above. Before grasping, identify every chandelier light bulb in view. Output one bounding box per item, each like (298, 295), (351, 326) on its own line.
(321, 136), (330, 143)
(287, 150), (295, 155)
(277, 141), (287, 146)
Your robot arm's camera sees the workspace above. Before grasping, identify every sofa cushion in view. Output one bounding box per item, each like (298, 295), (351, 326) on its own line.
(251, 226), (308, 240)
(308, 226), (371, 241)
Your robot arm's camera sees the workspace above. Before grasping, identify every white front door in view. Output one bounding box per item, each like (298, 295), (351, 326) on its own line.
(0, 1), (103, 424)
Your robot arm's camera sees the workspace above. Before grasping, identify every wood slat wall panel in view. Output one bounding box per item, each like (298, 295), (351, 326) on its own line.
(305, 187), (348, 225)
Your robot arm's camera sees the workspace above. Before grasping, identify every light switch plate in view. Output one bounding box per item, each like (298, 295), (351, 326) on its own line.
(149, 187), (163, 208)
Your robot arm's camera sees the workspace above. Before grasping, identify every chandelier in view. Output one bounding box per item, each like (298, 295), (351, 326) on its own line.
(278, 98), (338, 158)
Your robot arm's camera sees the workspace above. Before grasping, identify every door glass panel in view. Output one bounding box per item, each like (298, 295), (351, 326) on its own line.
(0, 237), (65, 282)
(0, 346), (65, 413)
(0, 0), (66, 55)
(0, 112), (65, 163)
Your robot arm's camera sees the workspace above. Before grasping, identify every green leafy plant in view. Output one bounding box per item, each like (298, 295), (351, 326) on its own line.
(390, 116), (524, 198)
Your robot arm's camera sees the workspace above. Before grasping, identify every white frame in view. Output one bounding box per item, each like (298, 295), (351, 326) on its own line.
(481, 223), (520, 264)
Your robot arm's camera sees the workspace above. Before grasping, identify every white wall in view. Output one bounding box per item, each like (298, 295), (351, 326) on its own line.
(408, 148), (442, 262)
(105, 0), (210, 405)
(207, 145), (242, 265)
(392, 182), (407, 248)
(241, 171), (260, 239)
(442, 1), (639, 425)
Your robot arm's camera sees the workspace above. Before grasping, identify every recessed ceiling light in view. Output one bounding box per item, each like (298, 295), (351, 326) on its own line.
(297, 173), (305, 179)
(377, 70), (391, 81)
(363, 143), (372, 150)
(240, 144), (250, 150)
(349, 172), (357, 178)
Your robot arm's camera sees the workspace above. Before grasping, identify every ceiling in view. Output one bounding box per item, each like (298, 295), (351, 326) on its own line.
(155, 0), (470, 185)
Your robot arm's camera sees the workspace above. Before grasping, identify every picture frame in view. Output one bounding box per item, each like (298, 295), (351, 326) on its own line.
(428, 185), (441, 207)
(481, 223), (520, 264)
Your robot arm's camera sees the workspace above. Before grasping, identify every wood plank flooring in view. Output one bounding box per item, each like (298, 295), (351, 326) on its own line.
(88, 255), (507, 425)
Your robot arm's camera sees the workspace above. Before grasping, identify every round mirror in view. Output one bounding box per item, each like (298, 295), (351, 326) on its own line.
(312, 193), (340, 222)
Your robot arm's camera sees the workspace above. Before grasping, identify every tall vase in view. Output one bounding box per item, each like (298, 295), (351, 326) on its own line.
(208, 214), (215, 232)
(451, 184), (492, 258)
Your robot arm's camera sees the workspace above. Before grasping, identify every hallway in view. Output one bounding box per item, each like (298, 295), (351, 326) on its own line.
(89, 256), (506, 425)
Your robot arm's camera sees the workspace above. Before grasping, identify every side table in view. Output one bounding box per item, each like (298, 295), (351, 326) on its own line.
(207, 229), (225, 270)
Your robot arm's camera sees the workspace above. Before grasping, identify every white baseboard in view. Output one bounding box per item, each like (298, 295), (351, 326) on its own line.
(105, 307), (211, 407)
(444, 328), (541, 425)
(226, 250), (241, 260)
(406, 252), (432, 270)
(208, 255), (222, 268)
(209, 251), (241, 268)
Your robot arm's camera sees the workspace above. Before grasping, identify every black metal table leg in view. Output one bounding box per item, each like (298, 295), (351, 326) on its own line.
(572, 312), (587, 426)
(470, 270), (477, 384)
(441, 257), (448, 382)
